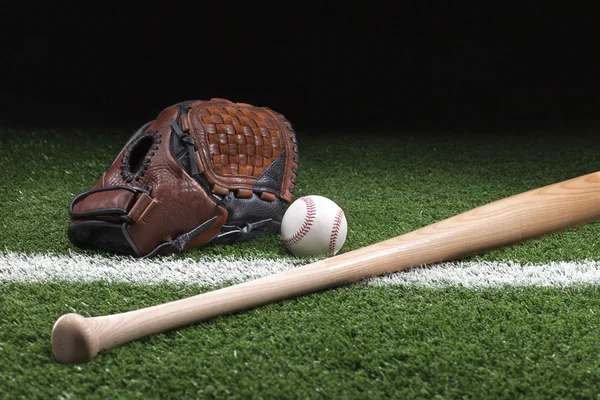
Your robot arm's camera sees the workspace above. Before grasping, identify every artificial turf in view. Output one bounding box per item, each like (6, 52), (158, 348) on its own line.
(3, 123), (600, 262)
(2, 123), (600, 398)
(2, 283), (600, 399)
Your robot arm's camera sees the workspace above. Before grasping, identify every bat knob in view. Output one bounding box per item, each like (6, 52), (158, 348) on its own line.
(51, 313), (99, 364)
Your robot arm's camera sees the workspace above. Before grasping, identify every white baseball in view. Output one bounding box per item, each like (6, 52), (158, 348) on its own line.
(280, 195), (348, 257)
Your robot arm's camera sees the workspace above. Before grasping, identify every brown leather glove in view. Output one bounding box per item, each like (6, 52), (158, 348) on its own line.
(68, 98), (299, 258)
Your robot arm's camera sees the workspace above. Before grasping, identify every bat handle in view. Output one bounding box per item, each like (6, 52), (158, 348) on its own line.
(51, 313), (100, 364)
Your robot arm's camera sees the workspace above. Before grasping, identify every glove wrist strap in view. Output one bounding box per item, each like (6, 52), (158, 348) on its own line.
(69, 186), (155, 222)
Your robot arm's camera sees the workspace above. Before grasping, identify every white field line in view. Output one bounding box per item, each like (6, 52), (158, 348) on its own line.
(3, 252), (600, 288)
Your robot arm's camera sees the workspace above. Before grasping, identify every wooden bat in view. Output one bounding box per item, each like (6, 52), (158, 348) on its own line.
(51, 171), (600, 364)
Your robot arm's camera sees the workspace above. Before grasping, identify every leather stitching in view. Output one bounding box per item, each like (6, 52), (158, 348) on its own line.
(282, 197), (316, 246)
(328, 209), (345, 256)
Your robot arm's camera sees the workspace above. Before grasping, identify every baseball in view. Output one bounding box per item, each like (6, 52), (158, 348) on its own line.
(281, 195), (348, 257)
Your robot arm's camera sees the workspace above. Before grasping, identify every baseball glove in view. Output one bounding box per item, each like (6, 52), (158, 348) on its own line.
(68, 98), (299, 258)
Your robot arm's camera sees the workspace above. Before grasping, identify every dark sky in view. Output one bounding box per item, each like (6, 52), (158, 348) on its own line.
(1, 3), (598, 131)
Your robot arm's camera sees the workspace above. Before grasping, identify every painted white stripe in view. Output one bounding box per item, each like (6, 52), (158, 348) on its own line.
(0, 252), (312, 286)
(2, 252), (600, 288)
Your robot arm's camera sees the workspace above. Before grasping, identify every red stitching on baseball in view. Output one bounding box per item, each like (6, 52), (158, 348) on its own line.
(328, 209), (344, 256)
(282, 197), (316, 246)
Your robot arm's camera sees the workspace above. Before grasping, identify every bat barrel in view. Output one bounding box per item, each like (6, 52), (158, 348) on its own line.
(51, 171), (600, 364)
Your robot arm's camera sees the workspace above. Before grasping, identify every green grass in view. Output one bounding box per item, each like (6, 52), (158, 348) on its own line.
(2, 124), (600, 398)
(3, 124), (600, 261)
(3, 283), (600, 399)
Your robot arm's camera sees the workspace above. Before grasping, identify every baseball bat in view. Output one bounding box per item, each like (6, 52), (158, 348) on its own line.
(52, 171), (600, 364)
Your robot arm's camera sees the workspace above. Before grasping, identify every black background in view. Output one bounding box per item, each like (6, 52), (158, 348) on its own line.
(1, 2), (598, 132)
